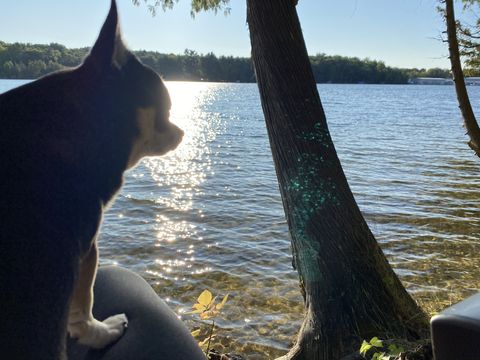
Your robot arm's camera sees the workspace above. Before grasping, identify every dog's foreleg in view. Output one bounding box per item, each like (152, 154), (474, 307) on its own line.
(67, 240), (128, 348)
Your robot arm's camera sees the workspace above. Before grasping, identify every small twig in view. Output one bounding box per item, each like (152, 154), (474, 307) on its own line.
(205, 320), (215, 357)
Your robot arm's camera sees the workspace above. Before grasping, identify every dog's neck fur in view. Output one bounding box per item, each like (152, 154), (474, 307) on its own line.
(0, 0), (141, 206)
(0, 67), (133, 206)
(0, 1), (183, 357)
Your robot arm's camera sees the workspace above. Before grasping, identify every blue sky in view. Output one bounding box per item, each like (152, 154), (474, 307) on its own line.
(0, 0), (475, 69)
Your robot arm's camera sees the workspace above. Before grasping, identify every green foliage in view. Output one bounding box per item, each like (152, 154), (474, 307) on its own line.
(360, 337), (405, 360)
(0, 42), (88, 79)
(132, 0), (230, 17)
(462, 0), (480, 8)
(0, 40), (450, 83)
(310, 53), (451, 84)
(0, 42), (254, 81)
(190, 0), (231, 16)
(132, 0), (177, 16)
(310, 53), (409, 84)
(449, 0), (480, 74)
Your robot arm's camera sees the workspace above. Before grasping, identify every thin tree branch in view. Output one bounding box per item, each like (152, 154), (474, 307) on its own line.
(445, 0), (480, 157)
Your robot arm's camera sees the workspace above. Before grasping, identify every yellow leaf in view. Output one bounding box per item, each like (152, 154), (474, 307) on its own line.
(198, 338), (208, 347)
(216, 294), (229, 310)
(197, 290), (213, 306)
(200, 312), (212, 320)
(185, 309), (204, 315)
(193, 303), (206, 311)
(369, 337), (383, 348)
(191, 329), (201, 337)
(360, 340), (372, 355)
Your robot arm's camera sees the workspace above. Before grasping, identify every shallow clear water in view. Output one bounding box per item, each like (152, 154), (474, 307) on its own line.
(2, 79), (480, 359)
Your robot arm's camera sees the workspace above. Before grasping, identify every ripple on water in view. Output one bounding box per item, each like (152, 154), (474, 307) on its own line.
(100, 83), (480, 358)
(2, 80), (478, 359)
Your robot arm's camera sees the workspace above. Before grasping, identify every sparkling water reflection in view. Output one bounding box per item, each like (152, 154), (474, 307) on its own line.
(2, 79), (480, 359)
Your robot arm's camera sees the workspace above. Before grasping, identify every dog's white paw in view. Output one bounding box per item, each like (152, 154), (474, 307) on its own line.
(68, 313), (128, 348)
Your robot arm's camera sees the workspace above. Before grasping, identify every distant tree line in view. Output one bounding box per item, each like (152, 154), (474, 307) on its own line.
(310, 53), (451, 84)
(0, 40), (451, 83)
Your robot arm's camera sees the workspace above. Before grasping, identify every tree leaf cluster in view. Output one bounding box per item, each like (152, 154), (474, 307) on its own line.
(132, 0), (230, 17)
(187, 289), (229, 356)
(188, 289), (228, 320)
(360, 337), (405, 360)
(450, 0), (480, 75)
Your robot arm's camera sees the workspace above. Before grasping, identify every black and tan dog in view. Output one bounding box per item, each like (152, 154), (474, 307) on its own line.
(0, 1), (183, 359)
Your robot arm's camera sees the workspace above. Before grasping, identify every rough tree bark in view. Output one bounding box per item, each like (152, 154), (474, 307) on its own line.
(246, 1), (429, 359)
(444, 0), (480, 157)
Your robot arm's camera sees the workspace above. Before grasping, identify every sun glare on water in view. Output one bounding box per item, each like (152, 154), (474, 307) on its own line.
(144, 81), (220, 212)
(142, 81), (225, 282)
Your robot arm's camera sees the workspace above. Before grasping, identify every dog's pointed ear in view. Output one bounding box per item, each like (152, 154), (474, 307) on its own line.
(85, 0), (129, 70)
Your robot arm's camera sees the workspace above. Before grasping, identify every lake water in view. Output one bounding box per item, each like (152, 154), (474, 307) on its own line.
(2, 79), (480, 359)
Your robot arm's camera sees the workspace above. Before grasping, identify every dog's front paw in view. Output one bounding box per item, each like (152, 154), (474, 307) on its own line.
(68, 313), (128, 348)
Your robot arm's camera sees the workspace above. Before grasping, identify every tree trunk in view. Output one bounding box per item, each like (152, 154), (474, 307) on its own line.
(444, 0), (480, 157)
(246, 1), (429, 359)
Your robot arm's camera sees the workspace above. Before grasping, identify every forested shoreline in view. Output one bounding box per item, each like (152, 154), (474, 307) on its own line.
(0, 40), (451, 83)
